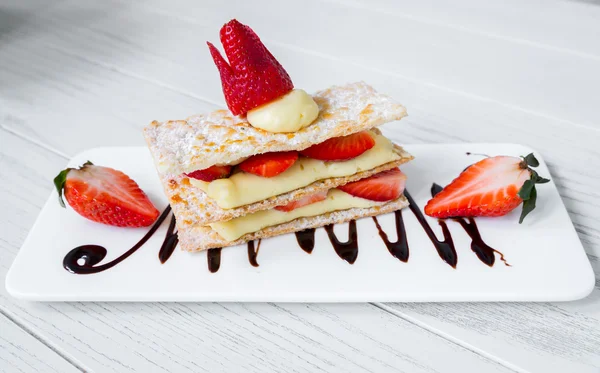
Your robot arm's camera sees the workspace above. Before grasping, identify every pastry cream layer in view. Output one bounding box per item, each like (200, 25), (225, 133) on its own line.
(247, 89), (319, 133)
(210, 189), (378, 241)
(190, 132), (400, 209)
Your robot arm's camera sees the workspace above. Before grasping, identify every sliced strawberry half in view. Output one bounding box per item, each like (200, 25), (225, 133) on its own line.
(338, 168), (407, 202)
(207, 19), (294, 115)
(300, 131), (376, 161)
(54, 161), (159, 227)
(186, 165), (232, 182)
(239, 151), (298, 177)
(275, 190), (329, 212)
(424, 153), (550, 223)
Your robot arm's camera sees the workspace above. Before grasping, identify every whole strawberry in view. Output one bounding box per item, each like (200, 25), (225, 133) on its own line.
(54, 161), (159, 227)
(207, 19), (294, 116)
(425, 153), (550, 223)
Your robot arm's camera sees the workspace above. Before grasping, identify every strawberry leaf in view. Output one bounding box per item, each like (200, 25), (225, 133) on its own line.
(517, 161), (549, 223)
(522, 153), (540, 167)
(519, 186), (537, 223)
(53, 161), (93, 208)
(53, 168), (71, 208)
(518, 179), (535, 200)
(530, 169), (550, 184)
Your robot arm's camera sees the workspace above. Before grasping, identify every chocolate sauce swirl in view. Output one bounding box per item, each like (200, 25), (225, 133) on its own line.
(63, 207), (172, 274)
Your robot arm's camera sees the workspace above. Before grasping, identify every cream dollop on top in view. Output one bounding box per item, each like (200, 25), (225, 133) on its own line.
(247, 89), (319, 133)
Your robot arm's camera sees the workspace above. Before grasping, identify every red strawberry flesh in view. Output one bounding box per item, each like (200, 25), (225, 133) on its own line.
(275, 190), (329, 212)
(208, 19), (294, 115)
(300, 131), (376, 161)
(424, 156), (530, 218)
(239, 151), (298, 177)
(186, 165), (232, 182)
(338, 168), (406, 202)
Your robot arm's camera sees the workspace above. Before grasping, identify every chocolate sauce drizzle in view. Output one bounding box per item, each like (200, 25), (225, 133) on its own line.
(405, 190), (458, 268)
(158, 214), (178, 264)
(63, 207), (172, 274)
(295, 228), (316, 254)
(372, 210), (409, 262)
(247, 240), (261, 267)
(453, 218), (510, 267)
(207, 248), (222, 273)
(324, 221), (359, 264)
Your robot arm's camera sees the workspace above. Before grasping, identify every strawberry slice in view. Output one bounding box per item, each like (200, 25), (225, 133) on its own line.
(54, 161), (159, 227)
(424, 154), (550, 223)
(338, 168), (407, 202)
(186, 165), (232, 182)
(275, 190), (329, 212)
(207, 19), (294, 115)
(300, 131), (375, 161)
(239, 151), (298, 177)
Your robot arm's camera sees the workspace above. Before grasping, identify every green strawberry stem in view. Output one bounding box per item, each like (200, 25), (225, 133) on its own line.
(53, 161), (93, 208)
(517, 153), (550, 223)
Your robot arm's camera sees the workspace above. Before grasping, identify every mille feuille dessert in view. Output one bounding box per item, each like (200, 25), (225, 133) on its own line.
(144, 19), (414, 251)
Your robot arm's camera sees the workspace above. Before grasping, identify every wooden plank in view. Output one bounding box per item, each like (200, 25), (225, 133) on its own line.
(325, 0), (600, 57)
(0, 313), (80, 373)
(0, 128), (514, 372)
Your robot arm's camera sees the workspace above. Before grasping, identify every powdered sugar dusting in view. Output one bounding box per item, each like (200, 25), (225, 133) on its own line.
(144, 82), (407, 176)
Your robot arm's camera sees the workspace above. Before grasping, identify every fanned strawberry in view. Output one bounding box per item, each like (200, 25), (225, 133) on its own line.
(54, 161), (159, 227)
(239, 151), (298, 177)
(275, 190), (329, 212)
(186, 165), (232, 182)
(424, 153), (550, 223)
(300, 131), (376, 161)
(207, 19), (294, 115)
(338, 168), (407, 202)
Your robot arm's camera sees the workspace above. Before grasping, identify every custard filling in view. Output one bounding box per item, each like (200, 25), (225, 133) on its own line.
(209, 189), (380, 241)
(247, 89), (319, 133)
(190, 132), (400, 209)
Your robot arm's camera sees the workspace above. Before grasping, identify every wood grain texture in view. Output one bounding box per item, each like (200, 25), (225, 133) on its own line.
(326, 0), (600, 57)
(1, 0), (599, 372)
(0, 313), (80, 373)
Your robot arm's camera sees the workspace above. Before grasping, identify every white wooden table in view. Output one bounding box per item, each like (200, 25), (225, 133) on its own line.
(1, 0), (599, 372)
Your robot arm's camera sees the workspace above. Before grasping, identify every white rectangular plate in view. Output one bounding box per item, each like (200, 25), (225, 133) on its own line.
(6, 144), (594, 302)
